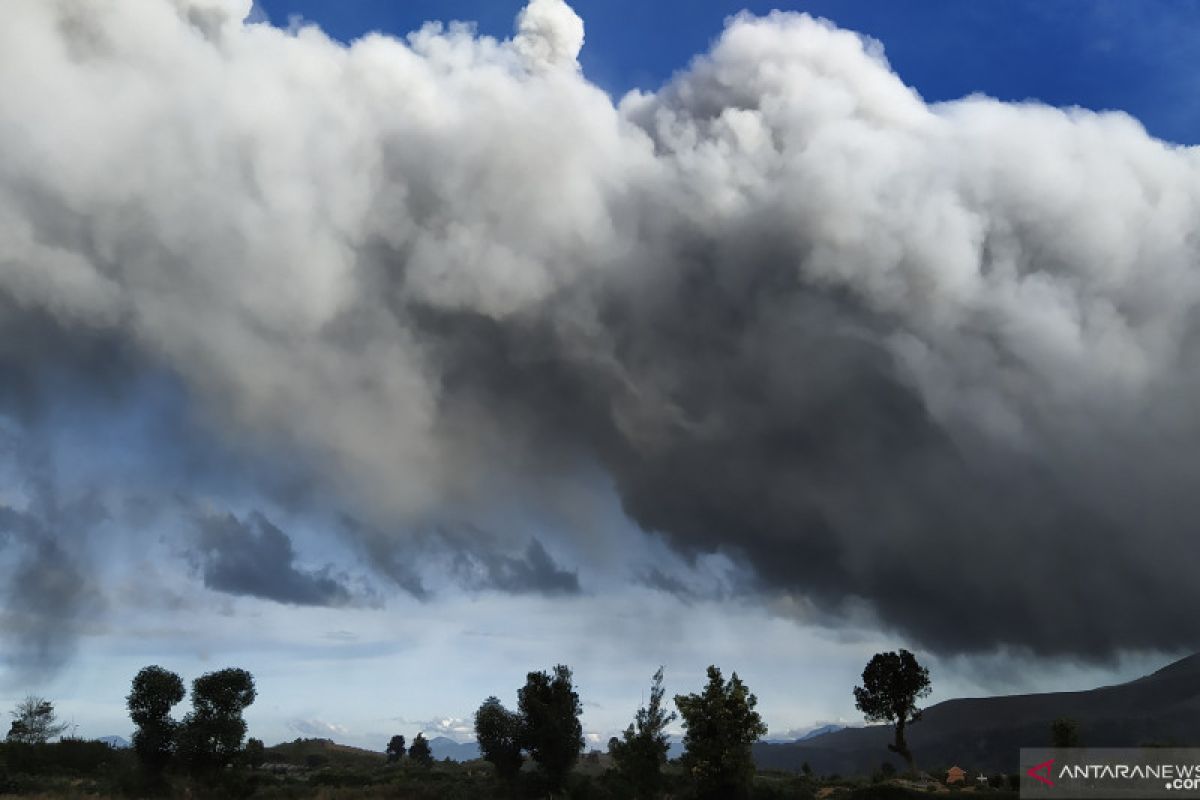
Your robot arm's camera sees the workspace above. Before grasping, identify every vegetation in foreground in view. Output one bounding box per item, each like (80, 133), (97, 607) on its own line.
(0, 650), (1027, 798)
(0, 740), (1023, 800)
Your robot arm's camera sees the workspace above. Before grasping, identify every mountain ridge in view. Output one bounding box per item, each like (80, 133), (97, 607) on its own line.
(754, 652), (1200, 775)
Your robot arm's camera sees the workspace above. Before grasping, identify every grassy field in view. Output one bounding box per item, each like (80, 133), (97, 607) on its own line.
(0, 738), (1023, 799)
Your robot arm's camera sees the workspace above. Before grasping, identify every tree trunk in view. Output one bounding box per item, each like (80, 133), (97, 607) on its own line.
(888, 717), (915, 773)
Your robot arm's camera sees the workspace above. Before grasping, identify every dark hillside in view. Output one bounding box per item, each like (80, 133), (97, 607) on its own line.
(756, 653), (1200, 775)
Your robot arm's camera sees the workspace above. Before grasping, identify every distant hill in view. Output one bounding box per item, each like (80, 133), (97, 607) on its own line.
(428, 736), (481, 762)
(763, 724), (846, 745)
(265, 737), (385, 769)
(755, 653), (1200, 776)
(96, 736), (130, 749)
(264, 735), (483, 765)
(795, 724), (846, 742)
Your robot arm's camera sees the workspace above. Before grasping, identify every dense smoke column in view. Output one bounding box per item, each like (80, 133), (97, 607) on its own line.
(0, 0), (1197, 658)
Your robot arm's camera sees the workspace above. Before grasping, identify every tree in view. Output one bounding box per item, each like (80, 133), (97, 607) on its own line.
(127, 665), (186, 773)
(853, 649), (931, 772)
(518, 664), (584, 793)
(474, 696), (524, 783)
(6, 696), (69, 744)
(408, 732), (433, 767)
(609, 667), (677, 799)
(386, 734), (407, 763)
(244, 737), (266, 769)
(176, 667), (257, 772)
(674, 665), (767, 800)
(1051, 717), (1080, 748)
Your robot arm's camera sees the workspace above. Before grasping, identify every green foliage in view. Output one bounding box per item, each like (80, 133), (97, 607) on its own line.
(245, 737), (266, 770)
(871, 760), (898, 782)
(1051, 717), (1080, 748)
(386, 733), (407, 763)
(751, 772), (818, 800)
(202, 767), (263, 799)
(474, 696), (524, 782)
(853, 650), (931, 769)
(844, 784), (952, 800)
(518, 663), (584, 793)
(409, 732), (434, 768)
(609, 667), (677, 799)
(0, 738), (124, 777)
(177, 667), (257, 773)
(127, 664), (186, 773)
(309, 768), (377, 788)
(6, 696), (69, 744)
(674, 665), (768, 800)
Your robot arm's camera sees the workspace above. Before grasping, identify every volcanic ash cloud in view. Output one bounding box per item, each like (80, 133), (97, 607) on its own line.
(1, 0), (1199, 656)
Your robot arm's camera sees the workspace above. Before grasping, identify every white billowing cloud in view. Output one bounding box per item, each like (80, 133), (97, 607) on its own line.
(0, 0), (633, 528)
(3, 0), (1200, 656)
(289, 718), (349, 738)
(514, 0), (585, 70)
(407, 716), (476, 742)
(165, 0), (255, 40)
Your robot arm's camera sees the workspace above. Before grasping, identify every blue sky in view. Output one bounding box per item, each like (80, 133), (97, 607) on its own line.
(257, 0), (1200, 144)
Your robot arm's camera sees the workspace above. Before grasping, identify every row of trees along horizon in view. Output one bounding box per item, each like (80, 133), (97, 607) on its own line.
(0, 648), (1064, 798)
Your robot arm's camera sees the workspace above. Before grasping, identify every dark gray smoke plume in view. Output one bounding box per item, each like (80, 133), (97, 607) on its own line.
(0, 458), (104, 680)
(192, 511), (357, 607)
(451, 538), (580, 597)
(1, 0), (1199, 658)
